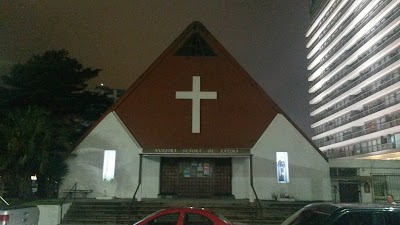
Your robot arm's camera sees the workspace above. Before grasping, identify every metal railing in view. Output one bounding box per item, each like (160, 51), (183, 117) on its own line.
(313, 69), (400, 132)
(313, 51), (400, 123)
(308, 0), (343, 39)
(308, 0), (368, 61)
(312, 29), (399, 99)
(59, 182), (77, 223)
(0, 196), (9, 206)
(309, 0), (389, 71)
(129, 154), (143, 224)
(316, 117), (400, 147)
(311, 54), (400, 114)
(327, 142), (398, 158)
(314, 88), (400, 134)
(250, 155), (264, 224)
(309, 7), (400, 92)
(372, 174), (400, 203)
(308, 0), (356, 53)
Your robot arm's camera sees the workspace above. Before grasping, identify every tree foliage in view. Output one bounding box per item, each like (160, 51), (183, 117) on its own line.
(1, 49), (101, 114)
(0, 49), (114, 198)
(0, 106), (70, 198)
(0, 49), (113, 138)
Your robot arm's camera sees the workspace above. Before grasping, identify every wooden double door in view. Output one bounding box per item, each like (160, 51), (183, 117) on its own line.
(160, 157), (232, 197)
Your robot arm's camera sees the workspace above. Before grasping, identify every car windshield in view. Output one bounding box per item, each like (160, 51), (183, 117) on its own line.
(281, 208), (332, 225)
(132, 209), (164, 225)
(212, 211), (232, 225)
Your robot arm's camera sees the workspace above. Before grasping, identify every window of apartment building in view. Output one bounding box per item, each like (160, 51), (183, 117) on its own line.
(353, 143), (361, 155)
(335, 133), (343, 142)
(381, 135), (390, 144)
(337, 116), (343, 126)
(368, 140), (379, 152)
(396, 89), (400, 101)
(361, 142), (368, 154)
(392, 111), (400, 120)
(389, 93), (395, 103)
(377, 116), (387, 130)
(343, 130), (352, 140)
(366, 120), (377, 133)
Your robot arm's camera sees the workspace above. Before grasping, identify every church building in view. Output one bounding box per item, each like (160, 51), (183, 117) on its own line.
(60, 21), (331, 202)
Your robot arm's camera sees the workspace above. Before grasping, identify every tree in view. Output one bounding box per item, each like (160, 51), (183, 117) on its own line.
(0, 49), (113, 140)
(0, 50), (113, 197)
(1, 49), (100, 114)
(0, 106), (71, 198)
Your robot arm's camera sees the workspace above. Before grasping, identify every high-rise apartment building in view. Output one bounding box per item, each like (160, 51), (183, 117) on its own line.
(307, 0), (400, 160)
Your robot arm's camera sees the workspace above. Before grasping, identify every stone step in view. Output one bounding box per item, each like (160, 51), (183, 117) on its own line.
(60, 199), (306, 225)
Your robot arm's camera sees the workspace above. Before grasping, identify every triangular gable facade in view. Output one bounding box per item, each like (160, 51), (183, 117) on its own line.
(61, 21), (330, 201)
(110, 21), (280, 149)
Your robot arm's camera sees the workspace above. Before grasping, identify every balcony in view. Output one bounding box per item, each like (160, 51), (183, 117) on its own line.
(307, 1), (372, 65)
(309, 0), (393, 74)
(308, 0), (395, 77)
(307, 0), (356, 51)
(311, 52), (400, 115)
(326, 142), (398, 159)
(307, 0), (342, 38)
(316, 117), (400, 148)
(313, 72), (400, 135)
(313, 88), (400, 133)
(309, 6), (400, 93)
(309, 27), (400, 103)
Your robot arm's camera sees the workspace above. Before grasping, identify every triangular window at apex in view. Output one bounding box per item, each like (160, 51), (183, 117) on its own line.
(175, 33), (216, 56)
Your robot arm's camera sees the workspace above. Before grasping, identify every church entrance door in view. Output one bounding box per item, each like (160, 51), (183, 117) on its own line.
(160, 157), (232, 197)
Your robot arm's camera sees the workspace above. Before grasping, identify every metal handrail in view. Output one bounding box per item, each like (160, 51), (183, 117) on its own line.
(129, 154), (142, 224)
(250, 155), (263, 224)
(59, 182), (77, 223)
(0, 196), (9, 206)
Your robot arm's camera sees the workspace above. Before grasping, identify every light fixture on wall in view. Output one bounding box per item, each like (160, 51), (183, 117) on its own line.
(103, 150), (116, 181)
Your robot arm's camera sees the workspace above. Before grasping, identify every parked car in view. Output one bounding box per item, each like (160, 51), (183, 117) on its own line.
(281, 202), (400, 225)
(0, 197), (39, 225)
(133, 207), (243, 225)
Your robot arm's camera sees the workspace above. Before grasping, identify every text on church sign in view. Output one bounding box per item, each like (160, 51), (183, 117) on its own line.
(142, 148), (251, 155)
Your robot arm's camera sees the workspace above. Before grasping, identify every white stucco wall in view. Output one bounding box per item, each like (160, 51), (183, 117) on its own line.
(61, 112), (331, 201)
(37, 203), (71, 225)
(140, 156), (161, 199)
(59, 112), (142, 199)
(251, 114), (331, 201)
(232, 157), (251, 200)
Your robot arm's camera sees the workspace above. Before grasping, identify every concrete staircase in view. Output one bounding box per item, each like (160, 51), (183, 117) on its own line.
(59, 198), (307, 225)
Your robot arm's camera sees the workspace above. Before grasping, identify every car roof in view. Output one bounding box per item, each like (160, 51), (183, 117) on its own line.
(304, 202), (400, 214)
(158, 207), (214, 214)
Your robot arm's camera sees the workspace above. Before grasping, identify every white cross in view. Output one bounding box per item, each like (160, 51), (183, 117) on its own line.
(176, 76), (217, 133)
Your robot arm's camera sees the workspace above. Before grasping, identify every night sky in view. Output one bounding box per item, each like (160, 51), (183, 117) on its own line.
(0, 1), (313, 137)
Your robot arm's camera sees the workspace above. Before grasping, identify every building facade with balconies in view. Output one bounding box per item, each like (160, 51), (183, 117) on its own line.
(307, 0), (400, 203)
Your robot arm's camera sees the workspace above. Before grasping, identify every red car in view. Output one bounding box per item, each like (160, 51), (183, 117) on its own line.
(133, 207), (239, 225)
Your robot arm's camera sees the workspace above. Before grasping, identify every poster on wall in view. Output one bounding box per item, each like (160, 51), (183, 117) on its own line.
(276, 152), (289, 183)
